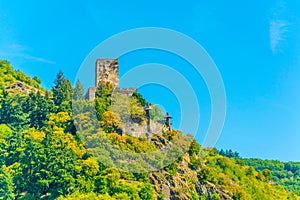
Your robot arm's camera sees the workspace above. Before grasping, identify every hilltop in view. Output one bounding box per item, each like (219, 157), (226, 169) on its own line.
(0, 60), (299, 199)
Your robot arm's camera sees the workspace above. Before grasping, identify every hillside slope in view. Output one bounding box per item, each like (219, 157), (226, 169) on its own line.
(0, 60), (299, 199)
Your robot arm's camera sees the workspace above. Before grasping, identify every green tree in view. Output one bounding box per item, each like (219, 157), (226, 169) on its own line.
(100, 111), (124, 134)
(0, 165), (15, 200)
(188, 139), (201, 156)
(52, 71), (73, 110)
(25, 92), (52, 129)
(262, 169), (272, 182)
(95, 82), (113, 121)
(132, 92), (147, 106)
(218, 149), (240, 159)
(73, 79), (84, 100)
(149, 105), (164, 122)
(95, 82), (113, 98)
(48, 112), (72, 131)
(0, 90), (27, 129)
(246, 166), (255, 177)
(189, 156), (202, 170)
(129, 96), (145, 123)
(209, 191), (220, 200)
(138, 183), (154, 200)
(111, 93), (130, 123)
(14, 129), (77, 199)
(33, 76), (41, 84)
(0, 124), (13, 166)
(94, 175), (109, 194)
(164, 162), (178, 176)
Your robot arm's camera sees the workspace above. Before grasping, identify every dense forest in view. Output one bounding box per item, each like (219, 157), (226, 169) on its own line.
(0, 60), (299, 199)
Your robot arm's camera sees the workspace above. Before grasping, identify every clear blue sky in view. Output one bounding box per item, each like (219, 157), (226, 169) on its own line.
(0, 0), (300, 162)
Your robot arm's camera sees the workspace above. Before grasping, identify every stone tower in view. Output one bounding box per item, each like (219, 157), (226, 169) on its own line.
(95, 59), (119, 88)
(85, 58), (136, 101)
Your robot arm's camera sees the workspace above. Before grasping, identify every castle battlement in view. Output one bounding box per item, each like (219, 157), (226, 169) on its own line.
(113, 87), (137, 96)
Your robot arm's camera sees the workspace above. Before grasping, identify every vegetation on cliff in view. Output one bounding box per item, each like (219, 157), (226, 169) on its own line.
(0, 60), (299, 199)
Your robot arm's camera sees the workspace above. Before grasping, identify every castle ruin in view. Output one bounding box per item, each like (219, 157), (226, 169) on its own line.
(84, 58), (170, 136)
(85, 58), (136, 101)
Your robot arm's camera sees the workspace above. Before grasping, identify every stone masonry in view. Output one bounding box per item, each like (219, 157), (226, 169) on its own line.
(85, 58), (136, 101)
(95, 58), (119, 88)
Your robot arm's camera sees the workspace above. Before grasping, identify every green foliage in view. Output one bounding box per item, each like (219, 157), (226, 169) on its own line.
(210, 190), (221, 200)
(164, 161), (178, 176)
(0, 90), (27, 130)
(208, 148), (218, 156)
(157, 193), (165, 200)
(95, 82), (113, 121)
(52, 71), (73, 111)
(107, 133), (157, 153)
(100, 111), (124, 134)
(0, 61), (299, 200)
(57, 192), (113, 200)
(0, 165), (15, 200)
(242, 158), (300, 195)
(189, 155), (202, 170)
(149, 104), (164, 122)
(132, 92), (147, 106)
(73, 79), (84, 100)
(129, 96), (146, 123)
(25, 91), (53, 129)
(95, 97), (110, 121)
(96, 81), (114, 98)
(218, 149), (240, 159)
(0, 60), (43, 91)
(0, 61), (14, 91)
(162, 130), (179, 141)
(0, 124), (13, 139)
(138, 183), (154, 200)
(197, 154), (298, 199)
(14, 129), (77, 198)
(198, 166), (218, 184)
(262, 169), (272, 181)
(189, 139), (201, 156)
(110, 92), (145, 124)
(48, 112), (72, 131)
(32, 76), (41, 84)
(0, 127), (78, 198)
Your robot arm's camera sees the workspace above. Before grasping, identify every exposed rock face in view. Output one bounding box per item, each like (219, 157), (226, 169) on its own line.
(150, 134), (170, 150)
(95, 59), (119, 88)
(149, 154), (233, 200)
(6, 80), (39, 95)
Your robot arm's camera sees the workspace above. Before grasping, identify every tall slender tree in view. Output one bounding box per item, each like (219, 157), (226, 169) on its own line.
(0, 90), (26, 129)
(26, 91), (52, 129)
(52, 71), (73, 106)
(52, 71), (73, 113)
(73, 79), (84, 100)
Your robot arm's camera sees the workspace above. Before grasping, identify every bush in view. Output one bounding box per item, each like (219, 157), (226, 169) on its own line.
(189, 156), (202, 170)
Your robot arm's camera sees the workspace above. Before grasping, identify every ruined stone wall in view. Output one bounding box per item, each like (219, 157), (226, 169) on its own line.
(85, 87), (96, 101)
(113, 87), (137, 96)
(124, 120), (163, 137)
